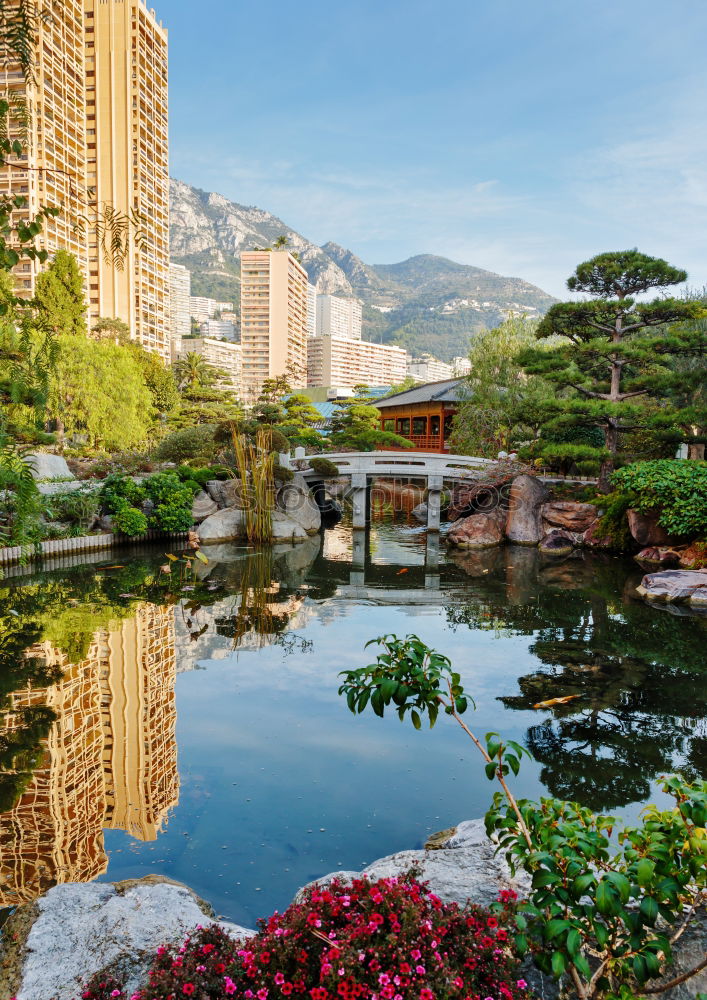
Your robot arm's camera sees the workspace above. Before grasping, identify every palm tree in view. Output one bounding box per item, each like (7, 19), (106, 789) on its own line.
(273, 235), (289, 249)
(173, 352), (213, 391)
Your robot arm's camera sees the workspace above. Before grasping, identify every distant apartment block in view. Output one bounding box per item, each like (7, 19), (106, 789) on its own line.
(240, 250), (309, 400)
(85, 0), (170, 359)
(189, 295), (234, 323)
(407, 354), (454, 383)
(307, 336), (408, 389)
(199, 318), (237, 340)
(307, 283), (317, 337)
(180, 337), (242, 393)
(316, 294), (362, 340)
(169, 263), (191, 357)
(451, 356), (472, 376)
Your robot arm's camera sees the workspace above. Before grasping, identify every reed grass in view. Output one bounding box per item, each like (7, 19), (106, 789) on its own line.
(231, 427), (275, 544)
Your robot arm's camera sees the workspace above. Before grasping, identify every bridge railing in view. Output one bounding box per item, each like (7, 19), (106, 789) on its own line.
(290, 451), (495, 480)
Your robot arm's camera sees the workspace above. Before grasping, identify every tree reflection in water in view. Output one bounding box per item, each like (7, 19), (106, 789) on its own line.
(447, 548), (707, 811)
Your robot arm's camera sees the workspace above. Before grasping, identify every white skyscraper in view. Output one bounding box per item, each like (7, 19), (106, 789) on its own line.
(307, 284), (317, 337)
(316, 295), (362, 340)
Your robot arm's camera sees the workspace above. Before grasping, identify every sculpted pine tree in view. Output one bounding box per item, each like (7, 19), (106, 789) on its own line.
(518, 251), (703, 490)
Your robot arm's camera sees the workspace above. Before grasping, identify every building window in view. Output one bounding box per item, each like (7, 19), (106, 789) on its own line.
(397, 417), (410, 436)
(383, 418), (394, 432)
(412, 417), (427, 436)
(430, 415), (440, 437)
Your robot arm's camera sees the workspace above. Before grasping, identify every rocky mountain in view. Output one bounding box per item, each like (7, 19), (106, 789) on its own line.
(170, 178), (557, 361)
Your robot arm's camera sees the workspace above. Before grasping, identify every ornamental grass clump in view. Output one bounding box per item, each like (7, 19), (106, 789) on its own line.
(79, 875), (531, 1000)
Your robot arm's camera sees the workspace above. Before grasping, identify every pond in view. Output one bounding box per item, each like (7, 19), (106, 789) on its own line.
(0, 521), (705, 929)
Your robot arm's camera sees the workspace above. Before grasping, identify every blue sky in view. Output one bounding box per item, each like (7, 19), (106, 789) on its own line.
(164, 0), (707, 296)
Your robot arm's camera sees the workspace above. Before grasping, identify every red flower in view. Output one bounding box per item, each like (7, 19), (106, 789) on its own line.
(183, 985), (196, 996)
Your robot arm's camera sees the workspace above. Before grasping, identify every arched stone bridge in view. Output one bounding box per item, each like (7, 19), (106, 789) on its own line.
(282, 451), (496, 532)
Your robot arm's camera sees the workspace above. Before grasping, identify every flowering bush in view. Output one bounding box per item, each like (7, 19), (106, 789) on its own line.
(78, 874), (531, 1000)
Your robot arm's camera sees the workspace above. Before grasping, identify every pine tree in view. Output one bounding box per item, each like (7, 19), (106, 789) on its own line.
(329, 385), (413, 452)
(518, 250), (704, 490)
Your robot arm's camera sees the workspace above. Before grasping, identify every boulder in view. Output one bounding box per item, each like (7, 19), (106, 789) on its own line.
(538, 529), (577, 556)
(505, 475), (549, 545)
(678, 542), (707, 569)
(0, 877), (254, 1000)
(635, 546), (682, 568)
(446, 509), (506, 548)
(206, 478), (242, 509)
(25, 452), (75, 481)
(196, 507), (245, 544)
(627, 508), (677, 547)
(636, 569), (707, 604)
(541, 500), (597, 533)
(272, 480), (321, 540)
(191, 489), (218, 523)
(297, 819), (530, 910)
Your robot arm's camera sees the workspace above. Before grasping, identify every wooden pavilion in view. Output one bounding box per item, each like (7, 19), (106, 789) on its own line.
(375, 378), (464, 453)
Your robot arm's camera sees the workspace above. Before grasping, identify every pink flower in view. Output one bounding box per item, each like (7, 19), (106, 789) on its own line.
(415, 966), (426, 976)
(516, 981), (527, 990)
(411, 950), (421, 961)
(276, 973), (286, 985)
(111, 992), (121, 998)
(225, 978), (237, 996)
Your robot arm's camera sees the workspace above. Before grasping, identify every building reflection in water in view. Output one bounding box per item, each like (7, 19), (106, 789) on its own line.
(0, 603), (178, 906)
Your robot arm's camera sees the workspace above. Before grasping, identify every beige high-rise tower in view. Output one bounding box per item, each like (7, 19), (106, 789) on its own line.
(0, 0), (90, 297)
(240, 250), (309, 400)
(84, 0), (170, 359)
(0, 0), (170, 357)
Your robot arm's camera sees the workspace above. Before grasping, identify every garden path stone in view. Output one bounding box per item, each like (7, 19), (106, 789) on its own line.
(25, 453), (74, 481)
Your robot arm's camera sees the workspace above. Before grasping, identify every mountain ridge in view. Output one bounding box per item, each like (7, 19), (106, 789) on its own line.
(170, 178), (557, 361)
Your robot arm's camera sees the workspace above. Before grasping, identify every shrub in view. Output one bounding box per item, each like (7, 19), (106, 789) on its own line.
(112, 505), (148, 536)
(269, 427), (291, 455)
(273, 463), (294, 483)
(144, 472), (194, 532)
(99, 473), (146, 513)
(80, 875), (529, 1000)
(308, 456), (340, 477)
(611, 459), (707, 537)
(154, 425), (217, 464)
(177, 465), (213, 488)
(43, 486), (100, 533)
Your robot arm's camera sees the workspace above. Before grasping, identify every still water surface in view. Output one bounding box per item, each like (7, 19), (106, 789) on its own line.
(0, 522), (705, 927)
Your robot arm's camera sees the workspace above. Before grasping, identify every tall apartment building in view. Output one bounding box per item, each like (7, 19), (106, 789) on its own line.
(0, 0), (90, 297)
(240, 250), (308, 400)
(169, 262), (191, 357)
(180, 337), (242, 393)
(307, 335), (408, 389)
(407, 354), (454, 383)
(316, 294), (362, 340)
(85, 0), (170, 359)
(0, 0), (170, 358)
(199, 318), (236, 340)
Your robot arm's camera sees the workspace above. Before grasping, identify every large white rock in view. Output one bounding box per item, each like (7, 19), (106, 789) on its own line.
(272, 480), (321, 541)
(25, 453), (74, 481)
(297, 818), (530, 909)
(4, 878), (253, 1000)
(197, 507), (245, 543)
